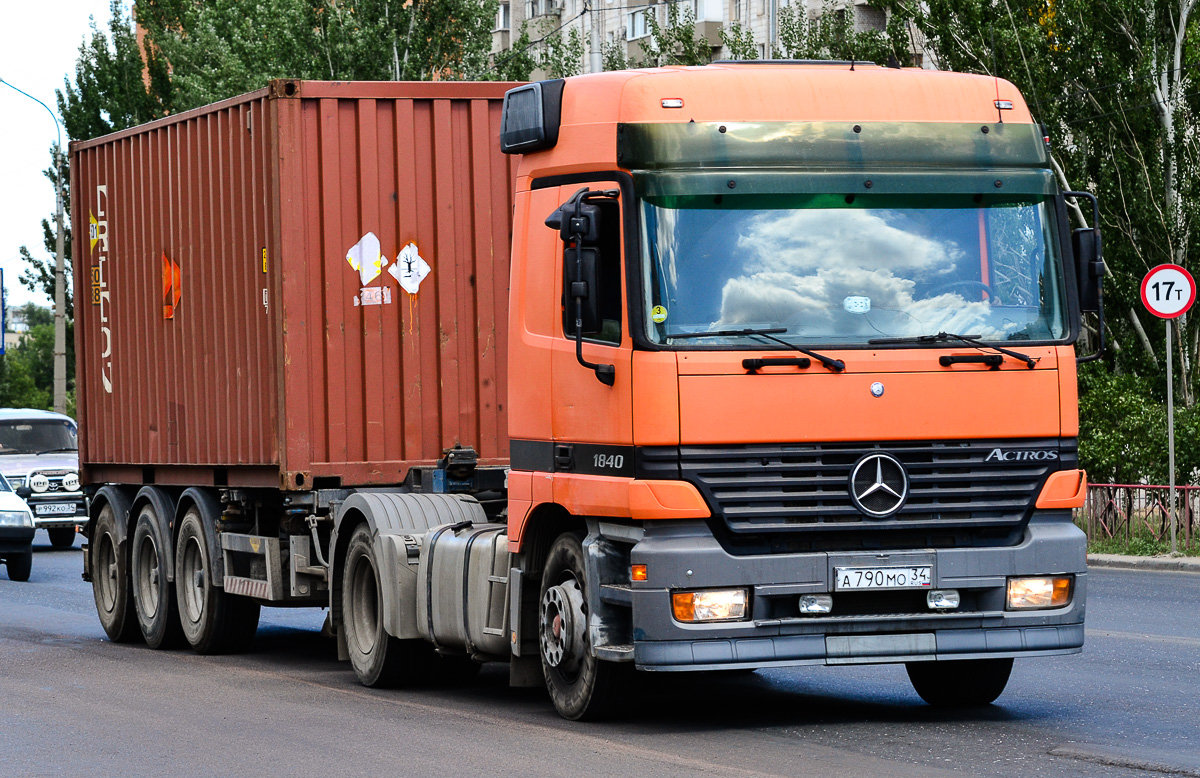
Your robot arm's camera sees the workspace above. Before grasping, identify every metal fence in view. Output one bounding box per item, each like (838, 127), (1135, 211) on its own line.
(1075, 484), (1197, 551)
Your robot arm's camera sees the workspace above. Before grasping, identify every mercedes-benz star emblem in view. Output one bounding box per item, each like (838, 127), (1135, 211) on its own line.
(849, 453), (908, 518)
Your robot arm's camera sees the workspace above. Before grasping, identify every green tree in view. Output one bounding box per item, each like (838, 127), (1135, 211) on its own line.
(775, 2), (903, 62)
(720, 22), (758, 61)
(17, 147), (73, 320)
(639, 4), (714, 67)
(539, 25), (586, 78)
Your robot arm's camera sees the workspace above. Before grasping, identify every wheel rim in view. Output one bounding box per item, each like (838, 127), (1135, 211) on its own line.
(180, 535), (205, 624)
(136, 532), (160, 618)
(539, 577), (587, 677)
(96, 532), (118, 612)
(348, 552), (379, 656)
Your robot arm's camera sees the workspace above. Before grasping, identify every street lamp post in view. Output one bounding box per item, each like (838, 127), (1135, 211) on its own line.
(1, 78), (68, 415)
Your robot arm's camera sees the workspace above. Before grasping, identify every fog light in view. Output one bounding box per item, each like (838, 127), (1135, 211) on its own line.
(62, 473), (80, 491)
(927, 590), (960, 610)
(799, 594), (833, 614)
(671, 588), (748, 622)
(29, 474), (50, 493)
(1007, 576), (1072, 610)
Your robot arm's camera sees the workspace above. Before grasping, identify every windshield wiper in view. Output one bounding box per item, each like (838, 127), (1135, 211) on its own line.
(669, 327), (846, 372)
(868, 331), (1038, 369)
(37, 447), (78, 454)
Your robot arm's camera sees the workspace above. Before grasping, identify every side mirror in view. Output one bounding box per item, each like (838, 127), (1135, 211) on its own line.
(1064, 190), (1105, 363)
(1072, 227), (1103, 313)
(16, 486), (31, 500)
(565, 247), (602, 335)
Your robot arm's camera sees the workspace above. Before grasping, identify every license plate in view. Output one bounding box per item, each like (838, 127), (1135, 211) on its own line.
(35, 503), (77, 516)
(834, 565), (932, 591)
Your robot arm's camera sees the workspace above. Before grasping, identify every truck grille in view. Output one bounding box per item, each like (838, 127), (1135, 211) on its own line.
(674, 439), (1072, 535)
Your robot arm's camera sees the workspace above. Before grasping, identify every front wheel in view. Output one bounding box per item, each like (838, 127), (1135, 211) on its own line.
(538, 532), (626, 721)
(6, 550), (32, 581)
(47, 527), (76, 548)
(905, 658), (1014, 707)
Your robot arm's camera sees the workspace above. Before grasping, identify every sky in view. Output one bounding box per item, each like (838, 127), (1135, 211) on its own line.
(0, 0), (128, 311)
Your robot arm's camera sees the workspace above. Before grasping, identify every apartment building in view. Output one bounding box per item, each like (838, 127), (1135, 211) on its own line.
(492, 0), (921, 77)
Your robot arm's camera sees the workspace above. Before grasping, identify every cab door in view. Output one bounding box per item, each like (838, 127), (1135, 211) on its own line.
(547, 179), (635, 499)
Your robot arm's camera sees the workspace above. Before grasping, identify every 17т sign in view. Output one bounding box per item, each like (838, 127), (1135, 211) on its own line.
(1140, 263), (1194, 556)
(1141, 264), (1196, 319)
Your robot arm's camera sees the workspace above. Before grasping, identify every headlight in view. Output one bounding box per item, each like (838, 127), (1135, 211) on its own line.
(1006, 576), (1073, 610)
(62, 473), (80, 491)
(671, 588), (748, 622)
(29, 474), (50, 493)
(0, 510), (33, 528)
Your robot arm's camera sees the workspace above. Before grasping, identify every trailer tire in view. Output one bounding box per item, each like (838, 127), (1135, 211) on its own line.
(132, 505), (184, 649)
(6, 550), (32, 582)
(342, 524), (438, 687)
(92, 502), (139, 642)
(539, 531), (626, 721)
(905, 658), (1014, 707)
(175, 507), (260, 654)
(48, 527), (75, 548)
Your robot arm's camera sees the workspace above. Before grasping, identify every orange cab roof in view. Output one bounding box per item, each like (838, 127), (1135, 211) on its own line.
(517, 63), (1035, 184)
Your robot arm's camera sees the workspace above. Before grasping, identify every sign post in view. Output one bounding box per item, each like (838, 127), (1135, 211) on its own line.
(1140, 264), (1196, 555)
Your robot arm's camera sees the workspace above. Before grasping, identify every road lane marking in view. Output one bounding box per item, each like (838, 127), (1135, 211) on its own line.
(1087, 628), (1200, 647)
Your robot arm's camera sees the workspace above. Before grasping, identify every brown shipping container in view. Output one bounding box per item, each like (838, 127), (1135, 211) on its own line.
(72, 80), (517, 490)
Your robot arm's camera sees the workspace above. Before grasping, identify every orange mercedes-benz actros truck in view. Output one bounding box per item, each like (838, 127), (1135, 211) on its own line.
(75, 63), (1103, 721)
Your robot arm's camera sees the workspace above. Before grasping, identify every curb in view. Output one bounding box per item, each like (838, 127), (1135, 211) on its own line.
(1087, 553), (1200, 573)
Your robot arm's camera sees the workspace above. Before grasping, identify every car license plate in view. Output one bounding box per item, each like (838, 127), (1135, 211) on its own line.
(834, 566), (932, 591)
(35, 503), (77, 516)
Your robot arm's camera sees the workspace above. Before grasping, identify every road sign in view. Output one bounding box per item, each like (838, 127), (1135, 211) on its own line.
(1140, 264), (1195, 319)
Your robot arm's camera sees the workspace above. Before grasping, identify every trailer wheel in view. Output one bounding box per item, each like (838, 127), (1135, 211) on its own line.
(175, 507), (260, 654)
(92, 502), (139, 642)
(6, 550), (32, 582)
(131, 505), (184, 649)
(342, 524), (438, 687)
(539, 532), (625, 720)
(905, 658), (1014, 707)
(48, 527), (75, 548)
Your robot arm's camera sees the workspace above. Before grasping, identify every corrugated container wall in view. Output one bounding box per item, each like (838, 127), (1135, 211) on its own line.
(73, 81), (517, 490)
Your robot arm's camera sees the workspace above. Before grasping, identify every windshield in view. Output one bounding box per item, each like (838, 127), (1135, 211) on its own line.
(641, 193), (1067, 346)
(0, 420), (78, 455)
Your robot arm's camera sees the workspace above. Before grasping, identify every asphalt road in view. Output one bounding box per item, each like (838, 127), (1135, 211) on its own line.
(2, 530), (1198, 778)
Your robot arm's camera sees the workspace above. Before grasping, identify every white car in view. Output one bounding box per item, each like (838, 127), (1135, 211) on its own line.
(0, 473), (35, 581)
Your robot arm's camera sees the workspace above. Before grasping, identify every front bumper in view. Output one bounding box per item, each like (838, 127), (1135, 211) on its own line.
(625, 513), (1086, 670)
(0, 525), (35, 556)
(27, 495), (87, 530)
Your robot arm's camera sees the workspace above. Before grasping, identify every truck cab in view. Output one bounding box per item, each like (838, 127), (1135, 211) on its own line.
(500, 63), (1096, 717)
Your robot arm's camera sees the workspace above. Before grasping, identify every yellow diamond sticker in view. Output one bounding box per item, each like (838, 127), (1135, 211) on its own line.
(88, 210), (99, 251)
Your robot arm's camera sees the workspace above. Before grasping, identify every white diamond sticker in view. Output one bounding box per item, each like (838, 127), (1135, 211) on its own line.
(346, 232), (383, 286)
(389, 242), (430, 294)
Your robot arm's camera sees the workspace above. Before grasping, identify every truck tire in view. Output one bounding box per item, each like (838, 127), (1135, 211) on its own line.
(92, 502), (140, 642)
(132, 505), (184, 649)
(6, 550), (32, 582)
(175, 507), (260, 654)
(48, 527), (75, 548)
(538, 531), (626, 720)
(341, 523), (439, 687)
(905, 658), (1014, 707)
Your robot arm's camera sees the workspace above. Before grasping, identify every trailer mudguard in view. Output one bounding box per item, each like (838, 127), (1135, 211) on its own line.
(84, 485), (134, 583)
(130, 486), (178, 583)
(333, 493), (486, 640)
